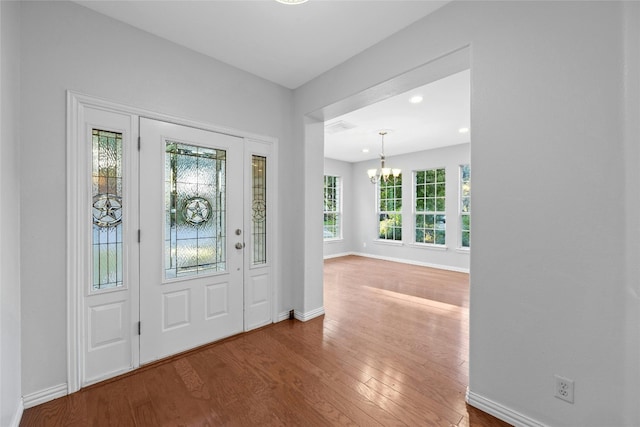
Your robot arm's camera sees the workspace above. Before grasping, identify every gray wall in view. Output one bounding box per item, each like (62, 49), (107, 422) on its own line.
(19, 0), (294, 397)
(351, 143), (470, 271)
(296, 2), (640, 425)
(1, 1), (22, 425)
(6, 1), (640, 426)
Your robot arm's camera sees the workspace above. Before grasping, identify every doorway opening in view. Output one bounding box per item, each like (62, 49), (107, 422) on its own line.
(312, 45), (472, 399)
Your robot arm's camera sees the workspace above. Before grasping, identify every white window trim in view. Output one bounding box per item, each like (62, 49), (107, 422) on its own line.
(376, 174), (403, 242)
(412, 167), (447, 247)
(459, 164), (471, 250)
(374, 239), (404, 247)
(323, 175), (342, 241)
(409, 242), (449, 251)
(324, 237), (344, 243)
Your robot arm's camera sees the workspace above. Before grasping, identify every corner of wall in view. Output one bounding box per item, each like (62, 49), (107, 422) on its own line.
(1, 0), (22, 426)
(8, 400), (23, 427)
(293, 307), (325, 322)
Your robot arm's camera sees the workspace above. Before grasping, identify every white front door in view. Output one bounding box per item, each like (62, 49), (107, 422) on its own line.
(139, 118), (244, 364)
(71, 95), (275, 390)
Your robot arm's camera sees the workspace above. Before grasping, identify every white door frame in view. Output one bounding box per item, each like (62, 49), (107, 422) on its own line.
(66, 91), (279, 393)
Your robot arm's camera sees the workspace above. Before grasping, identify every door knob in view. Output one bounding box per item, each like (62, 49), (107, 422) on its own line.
(235, 242), (244, 249)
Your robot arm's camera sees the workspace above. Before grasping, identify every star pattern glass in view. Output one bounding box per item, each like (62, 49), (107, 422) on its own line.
(165, 141), (226, 279)
(252, 156), (267, 265)
(92, 129), (124, 290)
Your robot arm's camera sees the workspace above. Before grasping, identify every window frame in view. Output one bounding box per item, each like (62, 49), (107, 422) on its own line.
(376, 174), (403, 242)
(413, 167), (446, 247)
(459, 164), (471, 250)
(323, 175), (342, 241)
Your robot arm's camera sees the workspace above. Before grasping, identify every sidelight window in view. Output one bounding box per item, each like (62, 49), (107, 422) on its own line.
(252, 155), (267, 265)
(92, 129), (124, 290)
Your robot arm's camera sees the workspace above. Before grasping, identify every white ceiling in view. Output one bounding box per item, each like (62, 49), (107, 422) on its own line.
(74, 0), (449, 90)
(324, 69), (470, 163)
(74, 0), (467, 162)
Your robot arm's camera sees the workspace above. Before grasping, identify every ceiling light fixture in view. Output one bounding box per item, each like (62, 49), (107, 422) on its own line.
(275, 0), (309, 4)
(362, 148), (370, 153)
(367, 131), (401, 184)
(409, 95), (423, 104)
(458, 127), (470, 133)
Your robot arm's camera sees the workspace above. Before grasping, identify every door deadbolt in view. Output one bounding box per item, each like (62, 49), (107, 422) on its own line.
(235, 229), (242, 236)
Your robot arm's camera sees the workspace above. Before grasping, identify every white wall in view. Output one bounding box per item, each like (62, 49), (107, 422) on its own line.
(19, 1), (294, 398)
(323, 157), (353, 258)
(351, 143), (470, 272)
(295, 2), (639, 426)
(12, 2), (640, 425)
(1, 1), (23, 425)
(623, 4), (640, 425)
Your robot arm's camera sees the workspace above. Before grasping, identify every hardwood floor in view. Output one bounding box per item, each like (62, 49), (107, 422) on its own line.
(21, 255), (510, 426)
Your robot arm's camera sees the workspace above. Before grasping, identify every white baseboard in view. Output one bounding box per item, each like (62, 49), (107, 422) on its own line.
(466, 388), (546, 427)
(323, 251), (352, 260)
(294, 307), (325, 322)
(350, 251), (470, 273)
(23, 383), (68, 409)
(9, 399), (24, 427)
(276, 310), (291, 322)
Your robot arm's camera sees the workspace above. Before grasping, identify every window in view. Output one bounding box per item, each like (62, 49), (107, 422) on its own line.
(460, 164), (471, 248)
(378, 174), (402, 241)
(252, 155), (267, 264)
(92, 129), (124, 290)
(323, 175), (341, 240)
(415, 168), (446, 245)
(165, 142), (227, 279)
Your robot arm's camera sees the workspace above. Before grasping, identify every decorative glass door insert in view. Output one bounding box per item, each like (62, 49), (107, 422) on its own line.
(165, 142), (227, 279)
(92, 129), (123, 290)
(251, 155), (267, 265)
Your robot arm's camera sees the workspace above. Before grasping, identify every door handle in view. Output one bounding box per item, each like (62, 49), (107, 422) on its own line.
(235, 242), (244, 249)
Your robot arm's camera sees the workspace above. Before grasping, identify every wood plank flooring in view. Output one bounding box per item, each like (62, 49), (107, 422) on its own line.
(21, 255), (510, 426)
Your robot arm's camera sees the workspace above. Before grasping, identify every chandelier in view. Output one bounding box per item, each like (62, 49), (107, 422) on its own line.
(367, 131), (401, 184)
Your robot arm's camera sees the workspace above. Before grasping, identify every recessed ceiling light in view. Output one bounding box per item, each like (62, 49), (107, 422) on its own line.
(458, 127), (470, 134)
(362, 148), (370, 153)
(275, 0), (308, 4)
(409, 95), (423, 104)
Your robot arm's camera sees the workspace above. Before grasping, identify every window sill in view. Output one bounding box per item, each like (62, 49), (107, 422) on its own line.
(323, 238), (344, 244)
(455, 247), (470, 253)
(374, 239), (403, 247)
(407, 243), (448, 251)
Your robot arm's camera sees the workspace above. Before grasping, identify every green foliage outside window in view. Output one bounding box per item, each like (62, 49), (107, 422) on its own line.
(324, 175), (341, 239)
(378, 174), (402, 241)
(415, 168), (446, 245)
(460, 164), (471, 248)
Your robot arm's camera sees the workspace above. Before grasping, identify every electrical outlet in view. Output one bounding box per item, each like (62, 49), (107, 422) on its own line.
(363, 242), (367, 248)
(554, 375), (574, 403)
